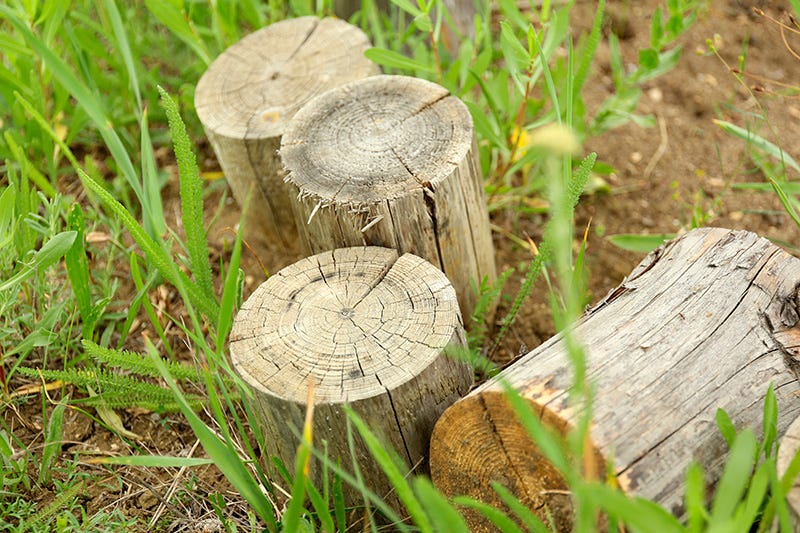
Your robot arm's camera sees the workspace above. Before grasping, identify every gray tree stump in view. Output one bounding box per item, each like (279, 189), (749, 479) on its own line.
(280, 75), (496, 323)
(229, 246), (472, 505)
(430, 227), (800, 531)
(195, 17), (378, 253)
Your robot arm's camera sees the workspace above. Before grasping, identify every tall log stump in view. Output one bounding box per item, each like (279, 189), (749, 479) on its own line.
(229, 246), (473, 505)
(280, 75), (496, 323)
(195, 17), (378, 256)
(430, 227), (800, 530)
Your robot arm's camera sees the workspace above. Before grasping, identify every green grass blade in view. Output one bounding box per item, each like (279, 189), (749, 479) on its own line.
(4, 130), (57, 198)
(490, 482), (550, 533)
(100, 0), (142, 111)
(217, 192), (248, 353)
(0, 6), (161, 236)
(710, 429), (756, 523)
(736, 460), (769, 529)
(364, 47), (435, 73)
(762, 383), (778, 458)
(684, 462), (708, 533)
(0, 230), (77, 292)
(769, 177), (800, 229)
(501, 382), (569, 475)
(733, 182), (800, 194)
(144, 0), (212, 65)
(76, 167), (219, 320)
(344, 406), (432, 533)
(716, 408), (736, 449)
(607, 233), (673, 253)
(92, 455), (214, 467)
(714, 119), (800, 173)
(333, 467), (346, 532)
(413, 477), (470, 532)
(585, 484), (683, 533)
(38, 401), (66, 485)
(139, 106), (167, 238)
(158, 86), (215, 302)
(452, 496), (523, 533)
(64, 203), (97, 338)
(147, 348), (278, 530)
(304, 479), (336, 533)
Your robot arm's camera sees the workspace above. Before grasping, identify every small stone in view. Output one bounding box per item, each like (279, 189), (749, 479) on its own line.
(647, 87), (663, 103)
(137, 491), (159, 509)
(630, 152), (643, 163)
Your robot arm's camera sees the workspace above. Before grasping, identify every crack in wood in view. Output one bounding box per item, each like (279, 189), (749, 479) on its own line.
(286, 18), (319, 61)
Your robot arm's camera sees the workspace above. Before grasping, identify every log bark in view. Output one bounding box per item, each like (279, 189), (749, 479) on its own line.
(280, 75), (496, 322)
(195, 17), (378, 255)
(430, 227), (800, 530)
(229, 246), (473, 505)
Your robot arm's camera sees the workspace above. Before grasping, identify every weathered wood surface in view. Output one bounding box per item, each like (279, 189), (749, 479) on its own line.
(430, 227), (800, 530)
(280, 75), (496, 322)
(779, 416), (800, 530)
(195, 17), (378, 255)
(229, 246), (472, 504)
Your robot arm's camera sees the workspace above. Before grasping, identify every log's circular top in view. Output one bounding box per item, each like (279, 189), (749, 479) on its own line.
(195, 17), (377, 140)
(281, 75), (474, 205)
(229, 247), (463, 403)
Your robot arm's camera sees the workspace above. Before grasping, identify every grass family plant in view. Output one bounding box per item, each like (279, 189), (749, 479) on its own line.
(1, 0), (796, 531)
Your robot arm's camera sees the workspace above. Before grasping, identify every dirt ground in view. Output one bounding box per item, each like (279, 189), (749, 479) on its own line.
(6, 0), (800, 529)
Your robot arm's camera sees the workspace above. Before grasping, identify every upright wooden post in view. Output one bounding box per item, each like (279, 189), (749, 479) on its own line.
(195, 17), (378, 255)
(430, 228), (800, 531)
(229, 246), (472, 505)
(280, 75), (496, 322)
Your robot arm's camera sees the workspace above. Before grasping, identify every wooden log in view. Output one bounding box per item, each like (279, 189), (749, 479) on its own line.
(430, 227), (800, 531)
(280, 75), (496, 322)
(195, 17), (378, 253)
(229, 246), (473, 505)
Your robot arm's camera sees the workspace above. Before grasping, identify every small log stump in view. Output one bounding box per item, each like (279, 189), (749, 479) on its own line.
(229, 246), (472, 505)
(195, 17), (378, 253)
(430, 227), (800, 530)
(280, 75), (496, 322)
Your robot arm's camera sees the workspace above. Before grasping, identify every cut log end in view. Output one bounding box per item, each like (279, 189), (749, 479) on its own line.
(430, 391), (601, 531)
(229, 246), (465, 404)
(195, 17), (378, 140)
(281, 75), (473, 204)
(280, 75), (497, 321)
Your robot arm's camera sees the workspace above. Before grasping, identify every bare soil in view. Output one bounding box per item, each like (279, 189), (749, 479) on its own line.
(5, 1), (800, 530)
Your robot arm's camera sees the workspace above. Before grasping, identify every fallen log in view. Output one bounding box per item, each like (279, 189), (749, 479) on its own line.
(430, 227), (800, 530)
(195, 17), (378, 255)
(280, 75), (496, 322)
(229, 246), (472, 506)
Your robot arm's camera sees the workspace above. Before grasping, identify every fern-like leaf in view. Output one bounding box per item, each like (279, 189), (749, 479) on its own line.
(82, 339), (199, 380)
(158, 85), (215, 303)
(17, 367), (202, 412)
